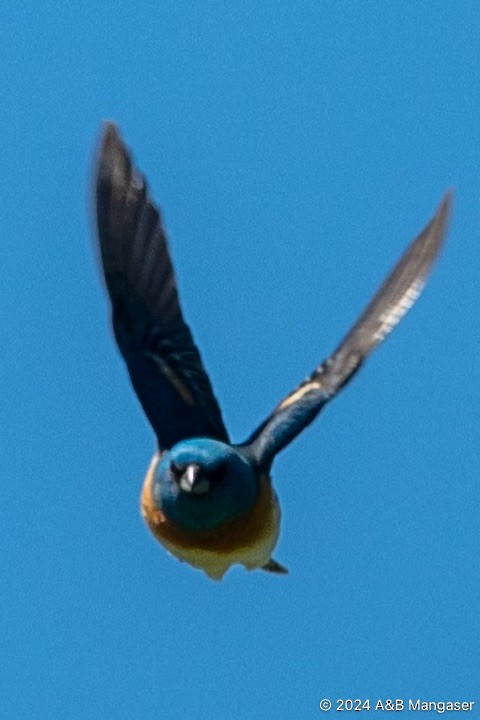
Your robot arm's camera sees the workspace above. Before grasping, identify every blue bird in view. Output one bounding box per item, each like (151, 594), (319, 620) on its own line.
(94, 123), (452, 580)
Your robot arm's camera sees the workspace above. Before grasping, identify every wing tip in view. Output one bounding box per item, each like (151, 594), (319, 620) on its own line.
(438, 186), (454, 219)
(432, 187), (454, 244)
(441, 186), (455, 208)
(98, 120), (121, 156)
(96, 120), (132, 191)
(409, 187), (454, 274)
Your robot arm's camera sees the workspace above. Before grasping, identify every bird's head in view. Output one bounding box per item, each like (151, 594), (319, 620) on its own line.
(152, 439), (258, 531)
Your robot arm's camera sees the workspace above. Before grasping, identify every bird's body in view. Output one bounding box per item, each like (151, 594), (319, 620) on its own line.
(94, 122), (452, 580)
(141, 452), (280, 580)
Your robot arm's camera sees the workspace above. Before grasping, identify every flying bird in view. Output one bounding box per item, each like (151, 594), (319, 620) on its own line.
(94, 122), (452, 580)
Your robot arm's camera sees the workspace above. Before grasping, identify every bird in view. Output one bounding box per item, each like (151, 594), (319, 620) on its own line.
(94, 122), (452, 580)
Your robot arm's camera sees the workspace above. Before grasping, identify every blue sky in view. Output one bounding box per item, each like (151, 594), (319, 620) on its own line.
(2, 2), (479, 718)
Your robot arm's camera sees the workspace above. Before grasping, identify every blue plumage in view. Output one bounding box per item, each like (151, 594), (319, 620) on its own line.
(94, 122), (452, 579)
(152, 440), (258, 531)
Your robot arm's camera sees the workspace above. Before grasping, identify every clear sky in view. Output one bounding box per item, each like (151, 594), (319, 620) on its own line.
(2, 2), (479, 718)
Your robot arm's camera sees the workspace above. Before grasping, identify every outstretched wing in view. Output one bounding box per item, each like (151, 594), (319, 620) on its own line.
(244, 192), (452, 469)
(95, 122), (229, 450)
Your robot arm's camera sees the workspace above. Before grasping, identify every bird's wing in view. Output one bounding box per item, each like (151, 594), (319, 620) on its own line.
(95, 123), (229, 450)
(244, 192), (452, 469)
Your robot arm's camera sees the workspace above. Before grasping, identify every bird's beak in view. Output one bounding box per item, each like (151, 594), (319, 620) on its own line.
(179, 464), (210, 495)
(180, 464), (201, 491)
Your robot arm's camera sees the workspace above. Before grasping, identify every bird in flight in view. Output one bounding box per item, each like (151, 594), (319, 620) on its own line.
(94, 122), (451, 580)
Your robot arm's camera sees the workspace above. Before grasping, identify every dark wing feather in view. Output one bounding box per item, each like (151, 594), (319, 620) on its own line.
(244, 192), (452, 469)
(95, 122), (229, 450)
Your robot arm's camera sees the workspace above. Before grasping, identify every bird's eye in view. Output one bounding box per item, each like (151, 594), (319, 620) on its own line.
(209, 466), (225, 483)
(170, 461), (182, 476)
